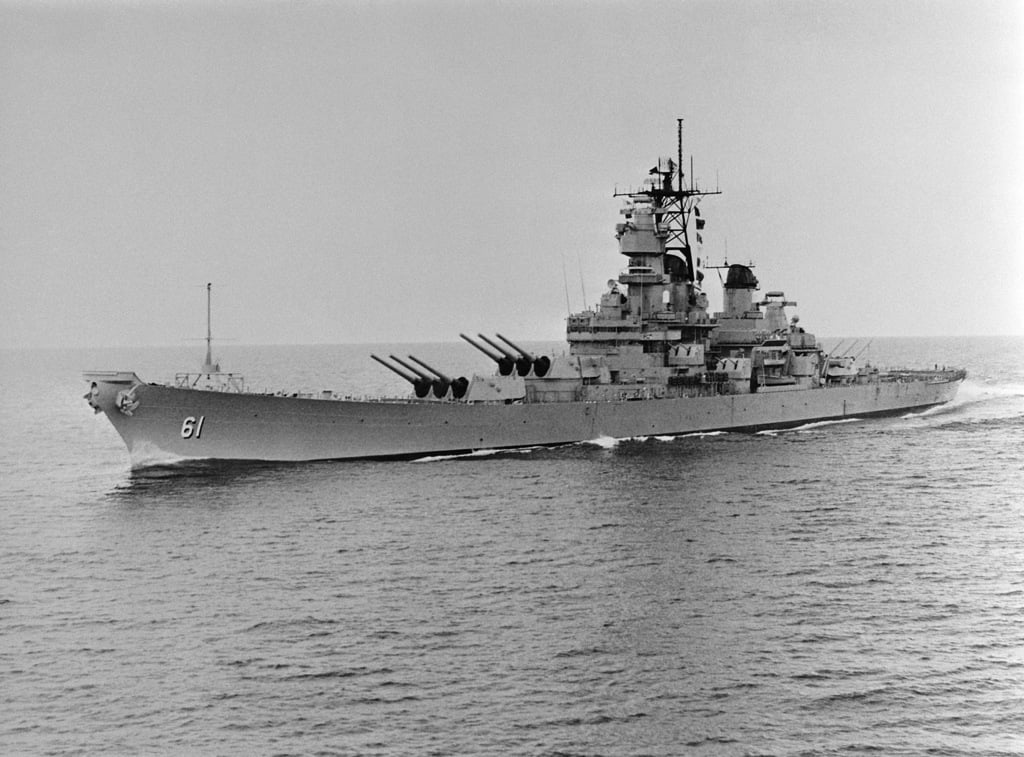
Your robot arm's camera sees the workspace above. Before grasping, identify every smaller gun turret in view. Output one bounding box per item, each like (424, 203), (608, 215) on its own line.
(406, 355), (469, 399)
(495, 333), (552, 378)
(372, 354), (432, 398)
(460, 333), (516, 376)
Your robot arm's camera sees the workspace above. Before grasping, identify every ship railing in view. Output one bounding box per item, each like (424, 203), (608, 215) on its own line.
(664, 381), (734, 399)
(265, 393), (487, 405)
(816, 366), (965, 386)
(174, 372), (247, 393)
(875, 367), (966, 383)
(630, 380), (735, 400)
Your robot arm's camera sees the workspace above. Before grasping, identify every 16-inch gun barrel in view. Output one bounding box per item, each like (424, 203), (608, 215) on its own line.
(372, 354), (432, 398)
(406, 355), (469, 400)
(495, 333), (551, 378)
(460, 333), (501, 361)
(474, 334), (517, 376)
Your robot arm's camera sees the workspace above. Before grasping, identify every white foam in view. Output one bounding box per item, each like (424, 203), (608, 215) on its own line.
(413, 446), (542, 463)
(128, 439), (201, 470)
(414, 449), (500, 463)
(655, 430), (727, 442)
(958, 379), (1024, 401)
(902, 379), (1024, 425)
(793, 418), (863, 432)
(901, 405), (947, 419)
(756, 418), (862, 437)
(584, 435), (621, 449)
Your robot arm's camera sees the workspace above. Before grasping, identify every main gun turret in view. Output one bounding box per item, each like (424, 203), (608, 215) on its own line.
(460, 333), (516, 376)
(494, 334), (551, 377)
(371, 354), (432, 398)
(406, 355), (469, 399)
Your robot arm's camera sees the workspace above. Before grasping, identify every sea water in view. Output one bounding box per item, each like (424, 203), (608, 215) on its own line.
(1, 336), (1022, 755)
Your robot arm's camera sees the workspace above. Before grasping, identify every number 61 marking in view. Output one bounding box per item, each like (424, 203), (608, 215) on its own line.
(181, 415), (206, 439)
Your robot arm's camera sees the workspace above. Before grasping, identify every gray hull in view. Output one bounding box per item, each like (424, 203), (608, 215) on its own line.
(86, 372), (962, 467)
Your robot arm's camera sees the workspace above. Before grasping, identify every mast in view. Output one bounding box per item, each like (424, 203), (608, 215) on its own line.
(599, 120), (723, 338)
(202, 282), (220, 373)
(677, 117), (684, 194)
(612, 118), (720, 284)
(677, 118), (692, 258)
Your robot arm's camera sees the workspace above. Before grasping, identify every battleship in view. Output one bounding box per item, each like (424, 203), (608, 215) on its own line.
(85, 122), (965, 466)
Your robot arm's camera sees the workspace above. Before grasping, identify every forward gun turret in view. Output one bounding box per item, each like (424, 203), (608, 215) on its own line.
(495, 334), (552, 377)
(384, 355), (446, 399)
(476, 334), (525, 376)
(371, 354), (432, 398)
(460, 333), (516, 376)
(406, 355), (469, 399)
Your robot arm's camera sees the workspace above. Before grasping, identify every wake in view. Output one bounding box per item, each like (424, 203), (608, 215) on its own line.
(901, 379), (1024, 425)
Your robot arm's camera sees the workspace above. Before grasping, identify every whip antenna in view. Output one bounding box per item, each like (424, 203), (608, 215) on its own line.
(576, 251), (588, 308)
(562, 257), (572, 315)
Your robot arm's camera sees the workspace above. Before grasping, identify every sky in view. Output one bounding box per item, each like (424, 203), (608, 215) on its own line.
(1, 0), (1022, 349)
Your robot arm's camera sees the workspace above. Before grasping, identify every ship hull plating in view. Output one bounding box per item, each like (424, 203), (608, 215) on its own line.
(86, 374), (961, 467)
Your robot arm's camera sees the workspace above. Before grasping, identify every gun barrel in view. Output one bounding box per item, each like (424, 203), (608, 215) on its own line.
(407, 355), (451, 382)
(460, 333), (502, 362)
(371, 354), (416, 383)
(477, 334), (516, 359)
(390, 354), (432, 380)
(854, 340), (873, 359)
(495, 333), (535, 360)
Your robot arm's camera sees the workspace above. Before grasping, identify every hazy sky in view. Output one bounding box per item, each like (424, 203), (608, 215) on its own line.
(2, 0), (1021, 349)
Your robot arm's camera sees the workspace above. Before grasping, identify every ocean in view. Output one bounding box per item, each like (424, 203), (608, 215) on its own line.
(2, 336), (1022, 756)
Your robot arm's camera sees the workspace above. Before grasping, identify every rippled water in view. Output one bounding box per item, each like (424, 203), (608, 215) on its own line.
(2, 337), (1022, 755)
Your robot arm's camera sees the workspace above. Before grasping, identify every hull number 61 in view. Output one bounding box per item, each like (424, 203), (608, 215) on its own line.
(181, 416), (206, 439)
